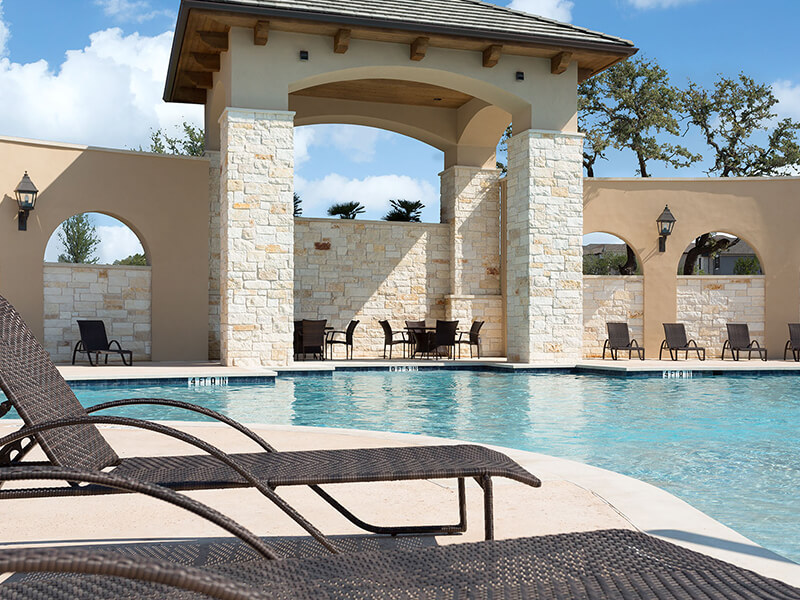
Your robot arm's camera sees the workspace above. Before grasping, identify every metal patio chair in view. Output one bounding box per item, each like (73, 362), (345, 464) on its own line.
(379, 320), (408, 358)
(659, 323), (706, 361)
(300, 319), (327, 360)
(325, 319), (358, 360)
(785, 323), (800, 361)
(602, 322), (644, 360)
(0, 293), (541, 548)
(72, 320), (133, 366)
(721, 323), (767, 361)
(456, 320), (484, 358)
(432, 320), (459, 359)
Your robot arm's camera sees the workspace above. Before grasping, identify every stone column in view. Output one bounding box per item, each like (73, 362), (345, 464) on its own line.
(505, 129), (583, 363)
(218, 108), (295, 367)
(206, 150), (221, 361)
(440, 166), (504, 356)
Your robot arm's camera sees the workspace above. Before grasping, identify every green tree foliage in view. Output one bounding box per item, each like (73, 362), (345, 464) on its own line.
(114, 253), (148, 266)
(733, 256), (762, 275)
(383, 199), (425, 222)
(57, 214), (100, 264)
(327, 201), (365, 219)
(583, 252), (629, 275)
(145, 122), (205, 156)
(577, 81), (610, 177)
(684, 73), (800, 177)
(579, 56), (700, 177)
(293, 193), (303, 217)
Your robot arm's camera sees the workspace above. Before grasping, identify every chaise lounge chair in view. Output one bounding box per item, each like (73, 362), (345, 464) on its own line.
(2, 466), (798, 600)
(72, 319), (133, 366)
(602, 322), (644, 360)
(722, 323), (767, 361)
(660, 323), (706, 361)
(0, 294), (539, 549)
(784, 323), (800, 361)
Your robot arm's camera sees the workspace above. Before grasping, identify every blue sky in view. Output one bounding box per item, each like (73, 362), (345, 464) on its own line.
(2, 0), (798, 258)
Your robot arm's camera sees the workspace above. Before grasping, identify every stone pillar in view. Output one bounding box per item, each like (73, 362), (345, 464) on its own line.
(219, 108), (294, 367)
(505, 129), (583, 363)
(206, 150), (221, 361)
(440, 166), (504, 356)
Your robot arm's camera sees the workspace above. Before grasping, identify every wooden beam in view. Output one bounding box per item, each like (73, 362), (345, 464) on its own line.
(185, 71), (214, 89)
(334, 29), (351, 54)
(197, 31), (229, 52)
(191, 52), (221, 71)
(254, 20), (269, 45)
(410, 37), (429, 61)
(578, 67), (595, 82)
(178, 87), (207, 104)
(482, 44), (502, 68)
(550, 51), (573, 75)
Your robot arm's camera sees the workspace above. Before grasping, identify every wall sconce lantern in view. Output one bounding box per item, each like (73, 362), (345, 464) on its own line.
(14, 171), (39, 231)
(656, 204), (676, 252)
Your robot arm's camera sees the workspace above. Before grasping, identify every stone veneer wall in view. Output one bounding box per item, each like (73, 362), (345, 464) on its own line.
(677, 276), (765, 357)
(583, 276), (644, 358)
(294, 218), (451, 357)
(43, 263), (151, 363)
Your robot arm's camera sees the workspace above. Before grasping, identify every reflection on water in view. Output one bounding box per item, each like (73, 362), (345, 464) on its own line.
(3, 371), (798, 562)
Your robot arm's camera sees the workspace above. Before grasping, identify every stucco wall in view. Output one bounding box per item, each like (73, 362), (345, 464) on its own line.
(583, 276), (643, 358)
(676, 276), (765, 357)
(43, 263), (151, 363)
(294, 218), (450, 357)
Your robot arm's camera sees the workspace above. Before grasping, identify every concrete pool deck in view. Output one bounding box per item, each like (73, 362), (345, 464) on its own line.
(0, 420), (798, 588)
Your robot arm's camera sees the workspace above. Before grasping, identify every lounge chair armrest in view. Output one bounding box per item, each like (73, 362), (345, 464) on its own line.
(86, 398), (276, 453)
(629, 339), (640, 348)
(749, 340), (762, 349)
(0, 417), (337, 554)
(107, 339), (126, 351)
(687, 339), (700, 348)
(0, 465), (276, 561)
(0, 546), (264, 600)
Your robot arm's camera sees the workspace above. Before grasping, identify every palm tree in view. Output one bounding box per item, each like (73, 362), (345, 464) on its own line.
(293, 193), (303, 217)
(327, 201), (365, 219)
(383, 199), (425, 222)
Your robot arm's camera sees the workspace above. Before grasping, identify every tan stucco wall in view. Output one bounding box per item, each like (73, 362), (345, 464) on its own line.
(584, 178), (800, 358)
(0, 137), (209, 361)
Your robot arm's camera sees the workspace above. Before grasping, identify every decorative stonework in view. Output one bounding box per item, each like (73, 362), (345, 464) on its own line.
(505, 129), (584, 362)
(219, 108), (294, 367)
(206, 150), (221, 361)
(583, 276), (643, 358)
(445, 295), (504, 356)
(677, 276), (765, 356)
(43, 263), (151, 363)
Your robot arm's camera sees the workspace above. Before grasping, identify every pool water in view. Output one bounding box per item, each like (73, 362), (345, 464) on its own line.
(4, 371), (800, 562)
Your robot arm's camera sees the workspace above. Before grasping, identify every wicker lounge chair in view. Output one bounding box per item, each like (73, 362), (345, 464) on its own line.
(602, 322), (644, 360)
(785, 323), (800, 361)
(456, 320), (484, 358)
(660, 323), (706, 361)
(0, 294), (540, 546)
(72, 320), (133, 366)
(722, 323), (767, 361)
(379, 320), (407, 358)
(3, 468), (798, 600)
(325, 319), (358, 359)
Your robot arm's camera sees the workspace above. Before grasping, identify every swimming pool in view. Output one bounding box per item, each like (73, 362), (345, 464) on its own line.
(4, 370), (799, 563)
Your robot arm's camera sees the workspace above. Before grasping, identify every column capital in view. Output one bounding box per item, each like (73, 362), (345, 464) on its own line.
(219, 107), (296, 125)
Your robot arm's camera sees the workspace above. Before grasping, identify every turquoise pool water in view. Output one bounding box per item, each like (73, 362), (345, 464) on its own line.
(4, 371), (799, 562)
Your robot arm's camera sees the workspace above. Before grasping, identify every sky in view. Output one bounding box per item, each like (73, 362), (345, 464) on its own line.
(3, 0), (798, 260)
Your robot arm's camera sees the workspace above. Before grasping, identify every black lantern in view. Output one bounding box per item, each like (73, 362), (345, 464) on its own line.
(15, 172), (38, 231)
(656, 204), (675, 252)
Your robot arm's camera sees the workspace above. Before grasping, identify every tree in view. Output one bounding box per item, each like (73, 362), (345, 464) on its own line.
(114, 253), (147, 266)
(144, 122), (205, 156)
(495, 124), (512, 174)
(57, 214), (100, 264)
(293, 193), (303, 217)
(383, 199), (425, 222)
(583, 252), (628, 275)
(579, 56), (701, 177)
(733, 256), (761, 275)
(577, 78), (610, 178)
(682, 233), (740, 275)
(327, 201), (365, 219)
(684, 73), (800, 177)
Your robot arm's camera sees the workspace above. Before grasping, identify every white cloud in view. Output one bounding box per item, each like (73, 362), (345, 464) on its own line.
(295, 174), (438, 221)
(626, 0), (699, 8)
(0, 1), (9, 58)
(294, 127), (316, 166)
(507, 0), (573, 22)
(773, 80), (800, 121)
(295, 124), (390, 165)
(0, 27), (202, 149)
(95, 0), (174, 23)
(44, 224), (144, 264)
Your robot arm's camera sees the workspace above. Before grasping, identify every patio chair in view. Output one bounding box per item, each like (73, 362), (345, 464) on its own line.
(71, 320), (133, 366)
(405, 320), (430, 358)
(379, 320), (407, 358)
(3, 470), (798, 600)
(432, 320), (459, 359)
(602, 322), (644, 361)
(293, 320), (303, 360)
(785, 323), (800, 361)
(722, 323), (767, 361)
(456, 320), (484, 358)
(300, 319), (327, 360)
(0, 293), (541, 547)
(325, 319), (358, 360)
(659, 323), (706, 361)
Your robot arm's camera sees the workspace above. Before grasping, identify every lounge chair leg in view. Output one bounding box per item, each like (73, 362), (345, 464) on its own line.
(478, 475), (494, 540)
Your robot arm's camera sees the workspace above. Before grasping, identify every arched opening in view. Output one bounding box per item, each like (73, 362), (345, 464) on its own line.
(677, 231), (763, 275)
(582, 232), (641, 276)
(43, 213), (151, 364)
